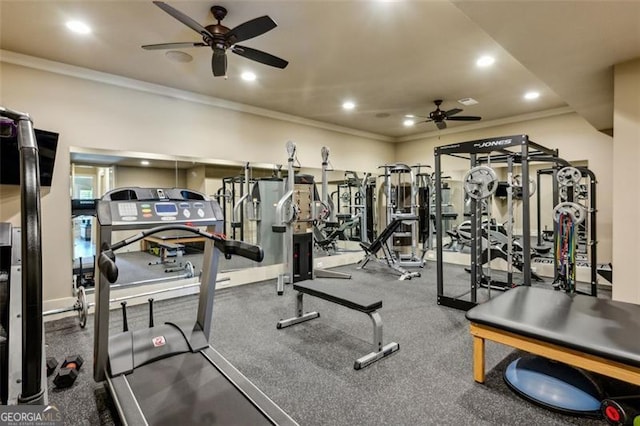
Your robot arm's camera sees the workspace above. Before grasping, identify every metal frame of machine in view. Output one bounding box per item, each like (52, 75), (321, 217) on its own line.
(0, 106), (49, 405)
(435, 134), (573, 311)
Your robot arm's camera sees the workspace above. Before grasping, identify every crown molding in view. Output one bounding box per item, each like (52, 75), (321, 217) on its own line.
(395, 106), (575, 143)
(1, 50), (575, 145)
(0, 50), (394, 143)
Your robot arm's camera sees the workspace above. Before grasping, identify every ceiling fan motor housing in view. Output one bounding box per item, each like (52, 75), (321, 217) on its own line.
(145, 1), (289, 77)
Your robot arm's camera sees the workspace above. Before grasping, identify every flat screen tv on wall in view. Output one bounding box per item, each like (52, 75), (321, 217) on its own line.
(0, 127), (59, 187)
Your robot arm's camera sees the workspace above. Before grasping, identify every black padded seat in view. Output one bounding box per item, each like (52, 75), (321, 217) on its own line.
(293, 281), (382, 313)
(533, 245), (551, 254)
(362, 217), (413, 254)
(466, 286), (640, 368)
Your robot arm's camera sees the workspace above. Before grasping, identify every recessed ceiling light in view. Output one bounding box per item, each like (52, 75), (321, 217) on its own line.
(342, 101), (356, 110)
(241, 71), (257, 81)
(140, 160), (150, 166)
(404, 114), (415, 118)
(165, 51), (193, 63)
(476, 55), (495, 67)
(403, 119), (415, 127)
(66, 20), (91, 35)
(524, 91), (540, 100)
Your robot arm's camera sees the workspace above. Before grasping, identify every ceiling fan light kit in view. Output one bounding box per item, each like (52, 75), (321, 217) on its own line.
(142, 1), (289, 77)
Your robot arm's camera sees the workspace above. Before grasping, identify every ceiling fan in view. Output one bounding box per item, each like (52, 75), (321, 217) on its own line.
(419, 100), (482, 130)
(142, 1), (289, 77)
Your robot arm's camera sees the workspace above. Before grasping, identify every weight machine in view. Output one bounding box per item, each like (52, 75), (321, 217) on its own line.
(315, 147), (372, 252)
(378, 163), (425, 268)
(273, 141), (302, 295)
(274, 142), (351, 295)
(413, 165), (432, 250)
(216, 165), (256, 240)
(247, 176), (285, 266)
(435, 134), (565, 310)
(337, 169), (374, 243)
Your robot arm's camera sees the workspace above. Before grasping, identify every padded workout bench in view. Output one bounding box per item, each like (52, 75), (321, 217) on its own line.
(147, 241), (184, 266)
(465, 287), (640, 386)
(358, 215), (421, 280)
(141, 234), (206, 252)
(277, 280), (399, 369)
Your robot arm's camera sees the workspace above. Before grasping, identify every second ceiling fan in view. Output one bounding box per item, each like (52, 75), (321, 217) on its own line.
(419, 100), (482, 130)
(142, 1), (289, 77)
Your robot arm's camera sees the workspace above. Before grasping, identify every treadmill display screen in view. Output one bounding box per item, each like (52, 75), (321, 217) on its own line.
(154, 203), (178, 215)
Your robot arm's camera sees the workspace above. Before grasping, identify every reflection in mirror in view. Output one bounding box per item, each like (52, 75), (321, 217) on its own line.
(71, 163), (114, 290)
(68, 148), (365, 294)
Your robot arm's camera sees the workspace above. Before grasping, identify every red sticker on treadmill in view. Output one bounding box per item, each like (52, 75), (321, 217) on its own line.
(152, 336), (166, 347)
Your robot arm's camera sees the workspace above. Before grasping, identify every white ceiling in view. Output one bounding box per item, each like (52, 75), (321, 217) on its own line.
(1, 1), (639, 139)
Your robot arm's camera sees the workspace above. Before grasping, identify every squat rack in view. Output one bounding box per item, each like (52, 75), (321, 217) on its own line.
(435, 134), (566, 311)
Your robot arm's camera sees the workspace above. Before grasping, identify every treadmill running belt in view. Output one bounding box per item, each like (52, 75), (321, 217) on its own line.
(125, 351), (273, 425)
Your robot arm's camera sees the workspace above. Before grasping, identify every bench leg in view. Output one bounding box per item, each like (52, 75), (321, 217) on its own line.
(357, 255), (371, 270)
(276, 292), (320, 329)
(354, 311), (399, 370)
(276, 273), (290, 296)
(473, 336), (485, 383)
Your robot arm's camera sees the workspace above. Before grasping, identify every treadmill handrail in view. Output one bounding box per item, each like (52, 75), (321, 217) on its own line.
(98, 224), (264, 283)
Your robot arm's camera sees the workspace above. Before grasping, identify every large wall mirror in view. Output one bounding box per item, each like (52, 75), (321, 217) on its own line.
(69, 148), (369, 293)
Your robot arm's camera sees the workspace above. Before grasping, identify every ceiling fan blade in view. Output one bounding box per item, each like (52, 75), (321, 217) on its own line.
(445, 108), (463, 117)
(232, 45), (288, 69)
(226, 16), (277, 44)
(212, 50), (227, 77)
(447, 116), (482, 121)
(436, 121), (447, 130)
(142, 42), (206, 50)
(153, 1), (213, 39)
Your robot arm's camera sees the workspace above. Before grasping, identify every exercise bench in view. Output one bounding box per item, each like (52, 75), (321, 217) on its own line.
(148, 241), (184, 266)
(466, 286), (640, 386)
(277, 280), (399, 369)
(358, 215), (421, 280)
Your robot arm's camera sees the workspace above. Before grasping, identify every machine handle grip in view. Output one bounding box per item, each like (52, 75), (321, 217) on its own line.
(98, 247), (119, 283)
(216, 240), (264, 262)
(105, 224), (263, 263)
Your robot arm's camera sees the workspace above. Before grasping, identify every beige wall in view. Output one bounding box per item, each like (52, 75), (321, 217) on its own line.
(0, 62), (394, 302)
(613, 58), (640, 304)
(395, 112), (613, 263)
(0, 59), (624, 304)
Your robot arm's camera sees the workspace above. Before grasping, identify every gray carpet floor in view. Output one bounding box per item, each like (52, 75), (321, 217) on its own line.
(43, 263), (630, 425)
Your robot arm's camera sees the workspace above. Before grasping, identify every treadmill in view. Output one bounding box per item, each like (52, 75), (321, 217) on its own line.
(94, 187), (297, 425)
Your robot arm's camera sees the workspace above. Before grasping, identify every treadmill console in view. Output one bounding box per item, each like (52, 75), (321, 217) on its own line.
(98, 187), (221, 227)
